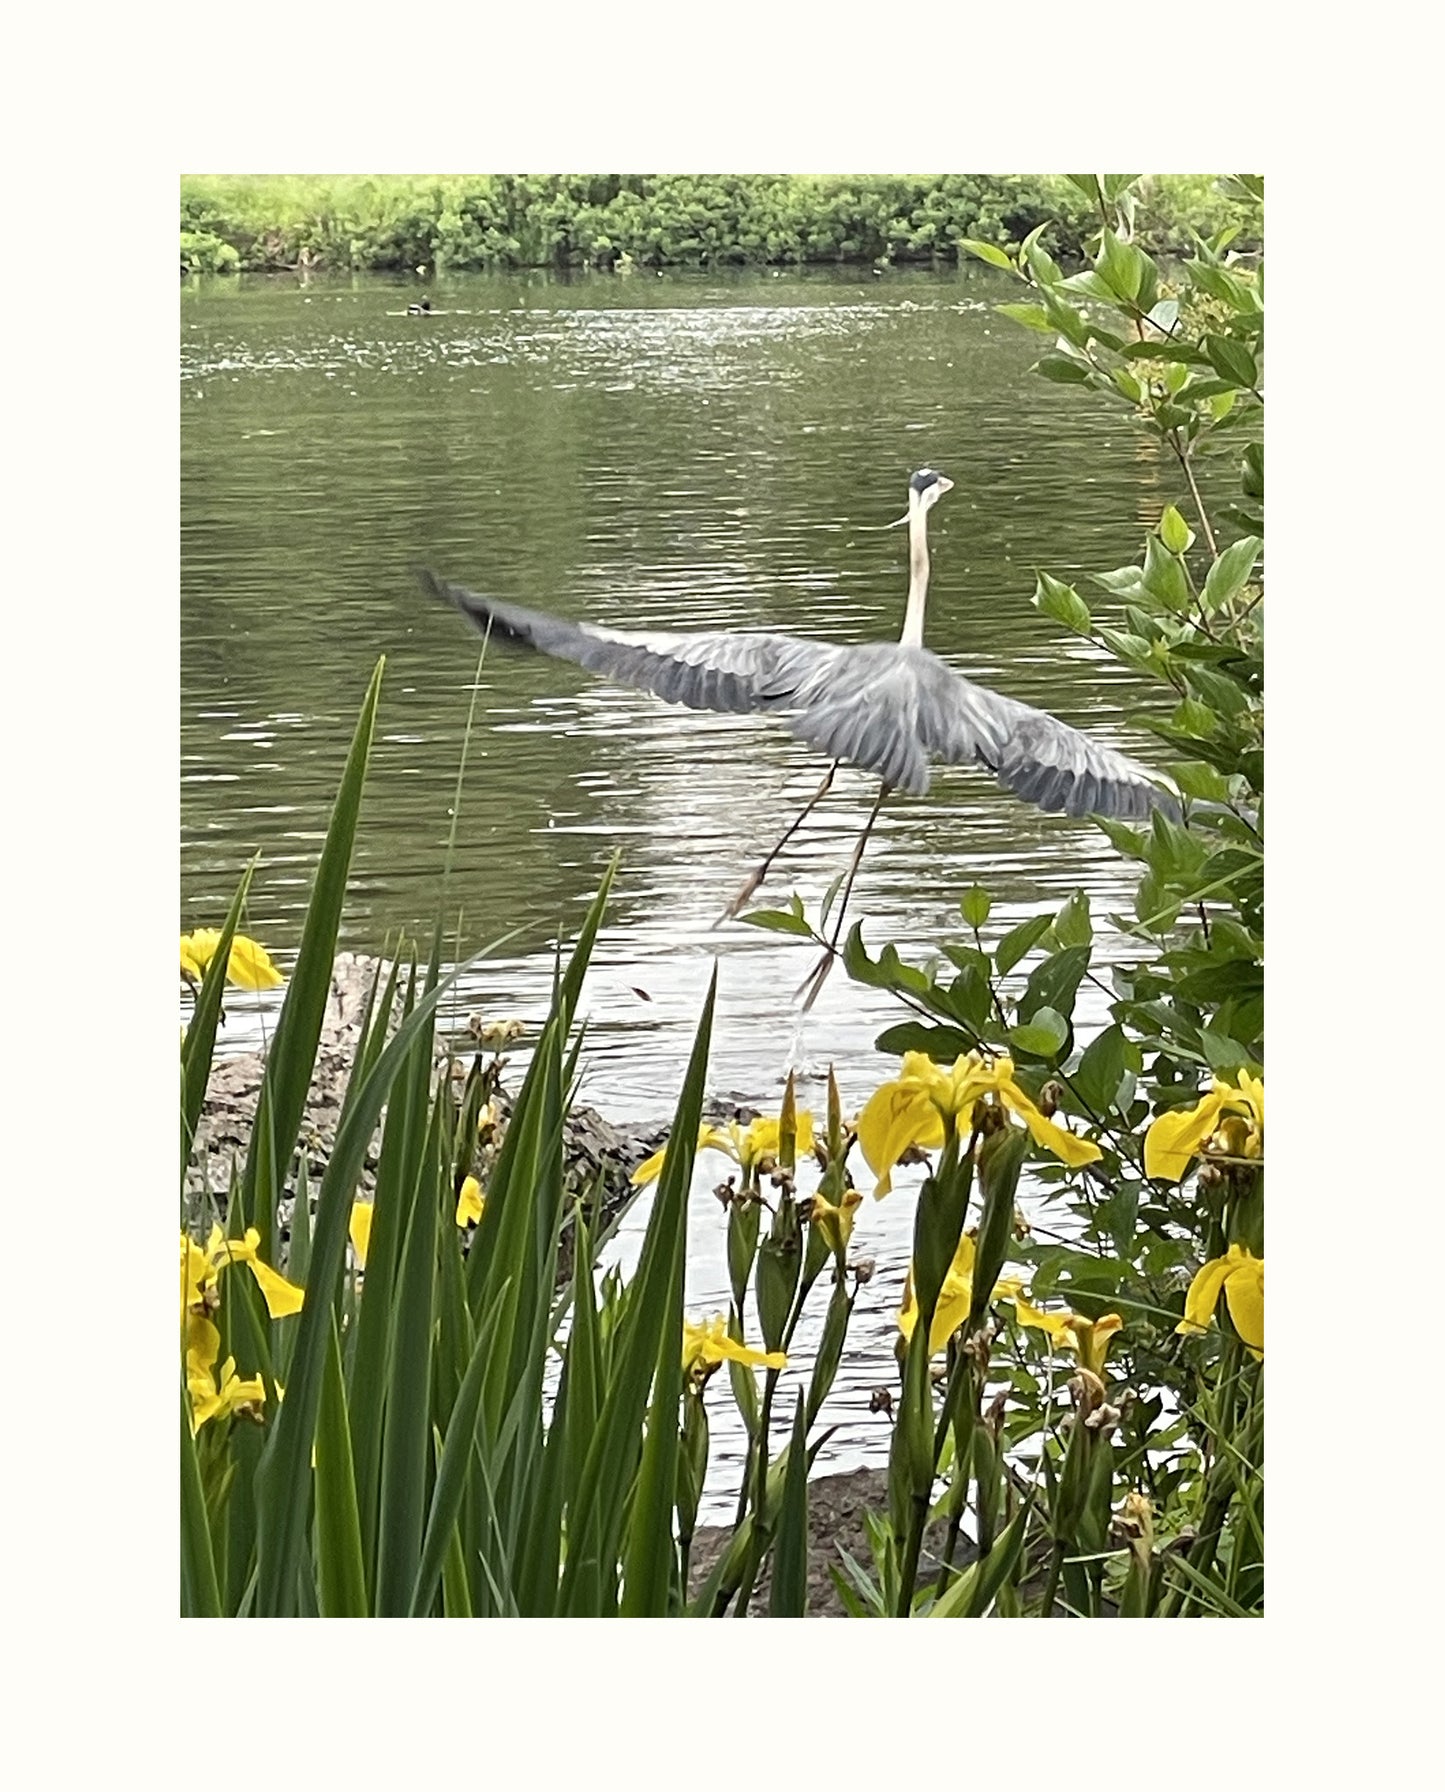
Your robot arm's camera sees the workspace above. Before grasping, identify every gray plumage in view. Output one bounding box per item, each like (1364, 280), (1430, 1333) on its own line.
(416, 472), (1176, 824)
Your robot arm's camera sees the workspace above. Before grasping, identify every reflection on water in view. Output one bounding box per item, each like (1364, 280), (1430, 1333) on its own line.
(183, 266), (1180, 1513)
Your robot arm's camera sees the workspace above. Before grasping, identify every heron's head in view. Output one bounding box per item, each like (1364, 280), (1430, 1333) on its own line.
(908, 468), (954, 516)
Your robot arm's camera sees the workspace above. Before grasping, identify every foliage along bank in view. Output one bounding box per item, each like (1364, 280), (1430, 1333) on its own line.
(180, 172), (1260, 277)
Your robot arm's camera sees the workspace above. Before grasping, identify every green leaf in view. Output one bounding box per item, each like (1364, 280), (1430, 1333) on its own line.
(1026, 240), (1064, 289)
(241, 659), (385, 1264)
(1111, 367), (1143, 404)
(1159, 505), (1194, 554)
(1035, 353), (1091, 384)
(768, 1394), (810, 1616)
(1170, 760), (1233, 803)
(738, 907), (813, 937)
(1198, 1028), (1252, 1075)
(996, 301), (1050, 332)
(994, 913), (1053, 977)
(1186, 262), (1258, 312)
(1204, 334), (1259, 387)
(1201, 535), (1262, 610)
(180, 1389), (222, 1618)
(1097, 227), (1145, 303)
(1019, 947), (1091, 1028)
(1142, 537), (1192, 612)
(315, 1313), (368, 1617)
(619, 1121), (688, 1616)
(842, 924), (931, 996)
(1088, 565), (1147, 599)
(1169, 696), (1218, 738)
(960, 237), (1013, 270)
(1052, 888), (1093, 951)
(1096, 816), (1148, 860)
(960, 885), (991, 930)
(1009, 1008), (1068, 1059)
(374, 1094), (445, 1615)
(876, 1022), (982, 1060)
(1073, 1024), (1130, 1115)
(806, 1281), (852, 1427)
(1034, 571), (1092, 633)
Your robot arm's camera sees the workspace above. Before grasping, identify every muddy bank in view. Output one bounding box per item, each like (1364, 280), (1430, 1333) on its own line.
(688, 1468), (971, 1617)
(185, 952), (667, 1229)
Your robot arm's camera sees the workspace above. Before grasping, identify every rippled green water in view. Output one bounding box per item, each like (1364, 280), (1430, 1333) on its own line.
(182, 265), (1181, 1501)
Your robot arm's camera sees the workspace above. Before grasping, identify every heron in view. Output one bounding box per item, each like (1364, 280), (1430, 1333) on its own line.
(418, 468), (1176, 1005)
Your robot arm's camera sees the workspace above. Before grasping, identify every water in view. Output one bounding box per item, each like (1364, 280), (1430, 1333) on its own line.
(182, 266), (1179, 1514)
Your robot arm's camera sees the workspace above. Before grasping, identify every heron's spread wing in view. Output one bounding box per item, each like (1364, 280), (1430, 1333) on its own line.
(420, 574), (1175, 818)
(912, 652), (1177, 821)
(420, 574), (935, 791)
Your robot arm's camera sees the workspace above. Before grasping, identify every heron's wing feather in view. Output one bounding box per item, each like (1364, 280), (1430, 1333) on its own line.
(420, 571), (866, 731)
(916, 656), (1178, 821)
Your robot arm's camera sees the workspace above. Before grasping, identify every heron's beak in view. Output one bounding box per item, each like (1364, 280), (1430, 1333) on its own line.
(936, 476), (955, 496)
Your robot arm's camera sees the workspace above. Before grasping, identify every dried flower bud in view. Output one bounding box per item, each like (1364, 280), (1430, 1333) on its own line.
(712, 1178), (736, 1209)
(1084, 1401), (1121, 1435)
(973, 1098), (1008, 1136)
(984, 1390), (1008, 1436)
(1038, 1080), (1065, 1118)
(869, 1387), (894, 1417)
(1070, 1367), (1107, 1420)
(851, 1256), (876, 1285)
(1011, 1207), (1032, 1240)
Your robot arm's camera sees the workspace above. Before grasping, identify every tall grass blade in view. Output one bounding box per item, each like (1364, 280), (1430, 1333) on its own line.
(619, 1168), (687, 1616)
(768, 1392), (811, 1616)
(180, 1391), (222, 1618)
(241, 657), (384, 1262)
(375, 1094), (445, 1614)
(315, 1313), (367, 1617)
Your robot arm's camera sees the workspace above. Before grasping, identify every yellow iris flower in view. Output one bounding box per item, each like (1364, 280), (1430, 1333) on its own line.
(455, 1176), (485, 1227)
(349, 1201), (374, 1268)
(857, 1050), (1101, 1196)
(1144, 1070), (1263, 1181)
(1009, 1293), (1123, 1376)
(181, 1224), (304, 1325)
(631, 1111), (816, 1187)
(681, 1314), (786, 1384)
(186, 1314), (268, 1432)
(1176, 1244), (1263, 1357)
(179, 928), (284, 990)
(897, 1232), (1025, 1358)
(809, 1186), (864, 1256)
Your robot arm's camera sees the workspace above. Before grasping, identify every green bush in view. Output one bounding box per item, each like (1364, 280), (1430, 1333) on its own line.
(178, 172), (1258, 274)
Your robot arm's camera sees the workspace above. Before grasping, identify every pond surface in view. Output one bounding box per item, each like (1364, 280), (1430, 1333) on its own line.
(182, 266), (1181, 1514)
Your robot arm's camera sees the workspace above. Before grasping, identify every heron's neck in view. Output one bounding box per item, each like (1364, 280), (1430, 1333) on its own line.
(900, 510), (929, 647)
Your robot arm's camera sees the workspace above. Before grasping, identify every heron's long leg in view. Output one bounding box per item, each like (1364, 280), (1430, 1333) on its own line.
(795, 782), (892, 1013)
(712, 761), (839, 929)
